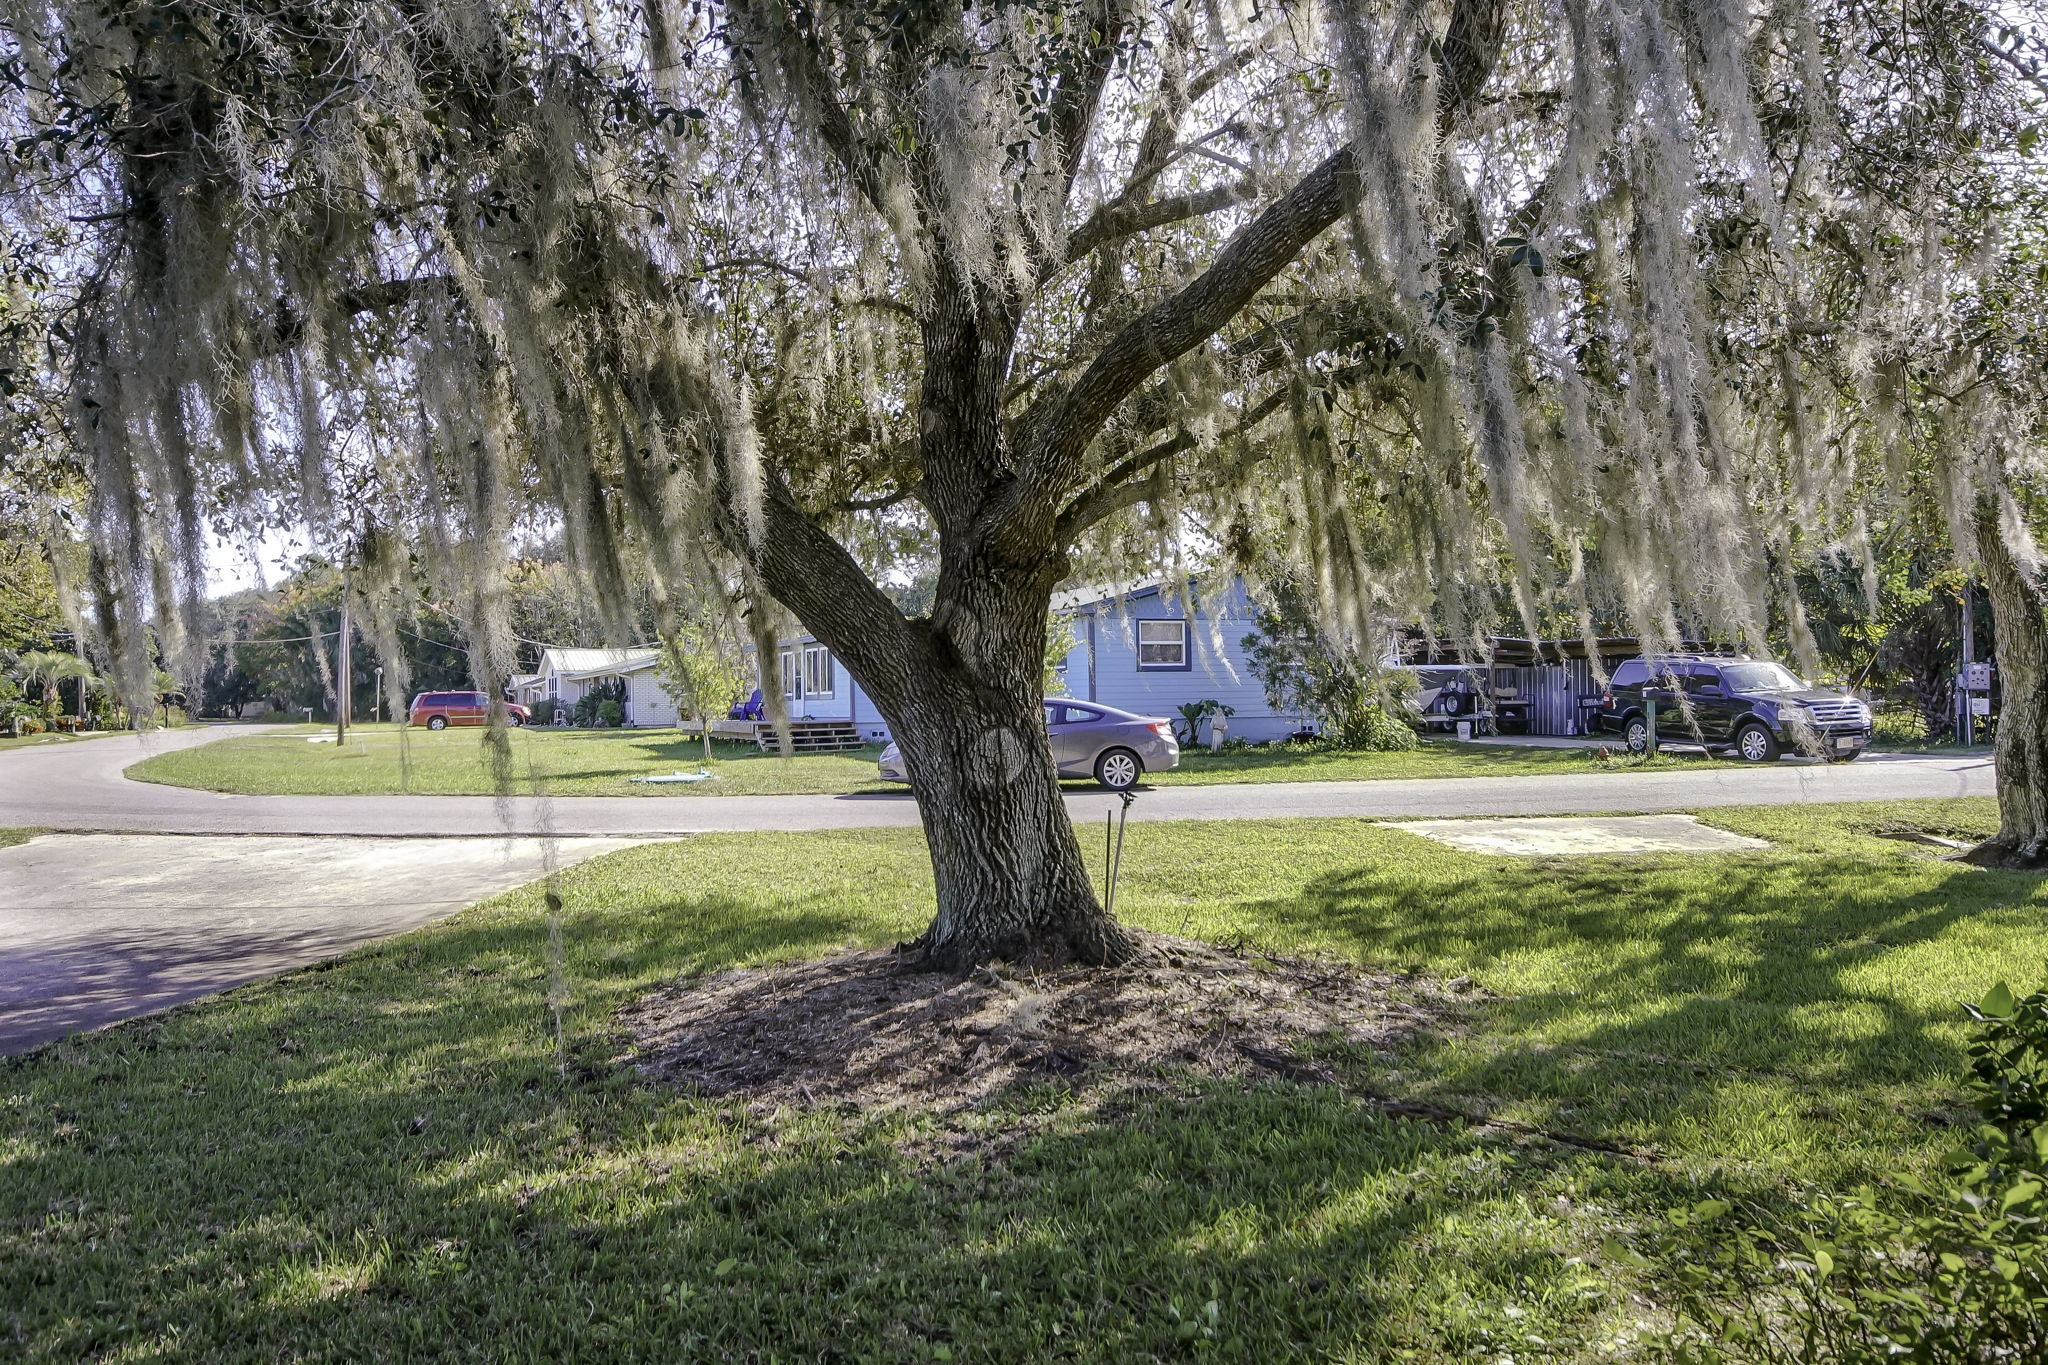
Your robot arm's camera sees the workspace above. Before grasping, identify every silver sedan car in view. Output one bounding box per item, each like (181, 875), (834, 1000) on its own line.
(877, 699), (1181, 791)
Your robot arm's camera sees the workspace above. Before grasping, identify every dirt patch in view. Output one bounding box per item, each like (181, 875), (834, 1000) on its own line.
(619, 932), (1457, 1116)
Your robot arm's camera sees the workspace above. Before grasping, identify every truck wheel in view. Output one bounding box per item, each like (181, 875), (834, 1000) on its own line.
(1735, 722), (1780, 762)
(1095, 748), (1142, 791)
(1624, 716), (1650, 754)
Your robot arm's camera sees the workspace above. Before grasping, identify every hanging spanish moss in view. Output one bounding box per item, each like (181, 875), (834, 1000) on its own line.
(3, 0), (2041, 953)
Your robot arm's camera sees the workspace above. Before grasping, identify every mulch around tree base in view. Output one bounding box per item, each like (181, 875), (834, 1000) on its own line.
(618, 932), (1462, 1117)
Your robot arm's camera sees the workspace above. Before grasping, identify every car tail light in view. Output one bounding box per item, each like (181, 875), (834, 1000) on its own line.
(1600, 690), (1612, 707)
(1149, 721), (1173, 739)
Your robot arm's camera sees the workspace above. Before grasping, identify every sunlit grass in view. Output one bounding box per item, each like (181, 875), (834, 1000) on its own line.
(125, 722), (897, 797)
(2, 797), (2032, 1360)
(127, 722), (1675, 797)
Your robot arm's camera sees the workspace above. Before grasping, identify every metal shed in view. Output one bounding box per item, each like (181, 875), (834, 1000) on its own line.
(1396, 637), (1702, 736)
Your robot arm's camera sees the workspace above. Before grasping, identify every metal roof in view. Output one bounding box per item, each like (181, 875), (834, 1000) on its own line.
(538, 646), (660, 678)
(1397, 636), (1741, 666)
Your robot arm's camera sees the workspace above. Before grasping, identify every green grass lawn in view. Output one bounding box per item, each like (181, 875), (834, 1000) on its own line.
(3, 798), (2032, 1360)
(125, 723), (899, 796)
(125, 721), (1693, 796)
(0, 727), (140, 753)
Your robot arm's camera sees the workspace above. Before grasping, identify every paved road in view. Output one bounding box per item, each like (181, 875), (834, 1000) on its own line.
(0, 832), (646, 1053)
(0, 724), (1997, 837)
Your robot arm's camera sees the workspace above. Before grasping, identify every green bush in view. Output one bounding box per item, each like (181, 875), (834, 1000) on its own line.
(1645, 982), (2048, 1363)
(570, 678), (626, 726)
(1330, 699), (1418, 752)
(530, 698), (558, 725)
(596, 699), (624, 728)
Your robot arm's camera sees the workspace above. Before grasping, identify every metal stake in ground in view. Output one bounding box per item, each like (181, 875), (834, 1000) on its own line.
(1105, 790), (1137, 921)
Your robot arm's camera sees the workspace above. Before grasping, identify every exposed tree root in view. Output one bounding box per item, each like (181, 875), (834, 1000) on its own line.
(1959, 836), (2048, 871)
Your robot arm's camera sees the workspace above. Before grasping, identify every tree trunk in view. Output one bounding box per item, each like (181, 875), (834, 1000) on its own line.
(886, 665), (1137, 972)
(1968, 495), (2048, 867)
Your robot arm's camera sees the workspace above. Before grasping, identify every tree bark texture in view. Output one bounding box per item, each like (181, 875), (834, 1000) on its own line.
(1970, 495), (2048, 868)
(741, 315), (1137, 971)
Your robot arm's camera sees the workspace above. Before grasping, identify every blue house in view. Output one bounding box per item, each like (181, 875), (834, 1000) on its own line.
(1050, 577), (1303, 743)
(748, 576), (1299, 746)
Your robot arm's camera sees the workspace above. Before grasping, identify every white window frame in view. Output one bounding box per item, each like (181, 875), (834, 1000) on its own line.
(1137, 619), (1189, 670)
(779, 649), (800, 699)
(803, 646), (835, 697)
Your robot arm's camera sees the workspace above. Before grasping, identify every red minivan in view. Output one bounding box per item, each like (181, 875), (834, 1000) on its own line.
(408, 690), (529, 730)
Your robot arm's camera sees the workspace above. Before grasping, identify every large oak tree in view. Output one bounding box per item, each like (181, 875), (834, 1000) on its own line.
(2, 0), (2039, 960)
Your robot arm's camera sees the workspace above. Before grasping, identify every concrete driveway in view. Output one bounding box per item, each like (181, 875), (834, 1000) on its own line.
(0, 725), (1999, 837)
(0, 831), (646, 1053)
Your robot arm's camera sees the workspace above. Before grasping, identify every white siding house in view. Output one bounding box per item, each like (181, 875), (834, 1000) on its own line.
(1052, 577), (1303, 742)
(524, 646), (679, 727)
(763, 633), (892, 744)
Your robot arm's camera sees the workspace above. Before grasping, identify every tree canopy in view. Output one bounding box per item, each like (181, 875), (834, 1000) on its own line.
(5, 0), (2045, 958)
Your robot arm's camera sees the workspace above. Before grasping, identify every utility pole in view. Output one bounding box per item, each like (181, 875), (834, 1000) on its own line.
(336, 579), (352, 745)
(1959, 583), (1976, 747)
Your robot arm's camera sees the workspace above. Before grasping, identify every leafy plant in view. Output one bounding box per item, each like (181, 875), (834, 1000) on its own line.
(1241, 582), (1416, 752)
(596, 698), (625, 728)
(1044, 613), (1076, 693)
(1645, 981), (2048, 1363)
(654, 625), (748, 759)
(529, 698), (558, 725)
(1172, 698), (1235, 746)
(571, 678), (627, 726)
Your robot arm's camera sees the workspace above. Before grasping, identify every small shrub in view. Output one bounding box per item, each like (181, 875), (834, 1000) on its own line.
(596, 699), (624, 728)
(1330, 699), (1418, 752)
(1644, 982), (2048, 1363)
(530, 698), (558, 725)
(570, 678), (626, 726)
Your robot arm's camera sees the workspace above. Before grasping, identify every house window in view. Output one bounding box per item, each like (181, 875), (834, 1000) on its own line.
(779, 650), (800, 698)
(803, 646), (835, 697)
(1137, 619), (1189, 669)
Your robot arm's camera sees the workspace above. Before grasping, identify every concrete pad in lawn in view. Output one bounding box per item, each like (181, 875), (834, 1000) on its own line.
(1384, 813), (1769, 856)
(0, 833), (650, 1053)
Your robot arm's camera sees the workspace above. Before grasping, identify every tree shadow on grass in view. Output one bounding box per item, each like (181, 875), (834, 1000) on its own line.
(1249, 844), (2046, 1174)
(0, 861), (1660, 1362)
(11, 824), (2032, 1359)
(11, 1057), (1640, 1361)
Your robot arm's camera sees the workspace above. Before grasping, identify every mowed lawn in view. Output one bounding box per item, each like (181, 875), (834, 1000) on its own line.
(126, 721), (1644, 796)
(4, 799), (2034, 1361)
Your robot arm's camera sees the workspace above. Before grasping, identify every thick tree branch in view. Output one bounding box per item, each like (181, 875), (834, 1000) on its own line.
(1016, 141), (1361, 508)
(1064, 179), (1256, 263)
(737, 477), (920, 703)
(1047, 3), (1130, 204)
(1052, 384), (1293, 539)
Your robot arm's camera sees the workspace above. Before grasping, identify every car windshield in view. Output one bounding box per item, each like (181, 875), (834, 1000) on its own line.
(1718, 662), (1806, 692)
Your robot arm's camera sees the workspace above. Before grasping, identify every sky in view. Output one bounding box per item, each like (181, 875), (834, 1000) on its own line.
(202, 525), (311, 597)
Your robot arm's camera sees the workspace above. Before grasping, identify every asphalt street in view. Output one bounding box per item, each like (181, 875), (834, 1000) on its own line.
(0, 725), (1998, 838)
